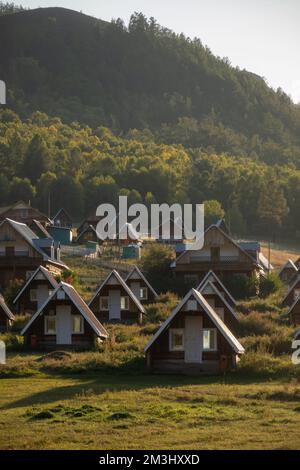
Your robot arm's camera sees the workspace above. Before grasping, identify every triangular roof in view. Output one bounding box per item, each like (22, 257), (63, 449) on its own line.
(0, 295), (15, 321)
(198, 279), (239, 320)
(21, 282), (108, 338)
(89, 270), (145, 313)
(172, 224), (259, 268)
(197, 270), (236, 306)
(144, 289), (244, 354)
(13, 265), (59, 304)
(0, 218), (68, 269)
(282, 275), (300, 305)
(279, 259), (298, 275)
(76, 224), (98, 242)
(52, 208), (72, 221)
(125, 265), (158, 298)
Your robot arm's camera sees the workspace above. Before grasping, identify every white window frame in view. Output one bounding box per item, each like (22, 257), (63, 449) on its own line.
(99, 296), (109, 310)
(140, 287), (148, 300)
(72, 315), (84, 334)
(169, 328), (184, 351)
(30, 289), (37, 302)
(294, 289), (300, 300)
(121, 296), (130, 310)
(202, 328), (217, 351)
(44, 315), (56, 335)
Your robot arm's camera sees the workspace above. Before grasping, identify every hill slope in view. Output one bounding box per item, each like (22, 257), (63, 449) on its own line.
(1, 7), (300, 164)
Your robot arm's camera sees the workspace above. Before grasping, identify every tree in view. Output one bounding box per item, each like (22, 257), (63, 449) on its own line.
(257, 180), (288, 237)
(10, 177), (36, 202)
(204, 200), (225, 227)
(23, 135), (50, 183)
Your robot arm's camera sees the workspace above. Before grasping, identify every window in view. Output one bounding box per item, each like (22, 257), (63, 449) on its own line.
(203, 329), (217, 351)
(30, 289), (37, 302)
(72, 315), (84, 334)
(100, 296), (109, 310)
(44, 316), (56, 335)
(140, 287), (148, 300)
(169, 329), (184, 351)
(121, 296), (129, 310)
(187, 299), (198, 311)
(211, 247), (220, 262)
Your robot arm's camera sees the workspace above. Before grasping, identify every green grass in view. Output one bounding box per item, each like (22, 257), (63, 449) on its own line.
(1, 371), (300, 449)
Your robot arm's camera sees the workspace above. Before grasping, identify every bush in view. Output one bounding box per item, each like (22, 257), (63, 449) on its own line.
(259, 273), (283, 298)
(224, 274), (257, 300)
(140, 244), (175, 293)
(144, 291), (179, 323)
(238, 312), (277, 336)
(0, 332), (24, 351)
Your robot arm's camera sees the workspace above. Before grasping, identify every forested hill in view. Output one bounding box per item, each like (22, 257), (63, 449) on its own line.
(1, 7), (300, 166)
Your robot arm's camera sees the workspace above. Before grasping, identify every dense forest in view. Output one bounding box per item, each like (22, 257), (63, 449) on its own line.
(0, 7), (300, 167)
(0, 6), (300, 241)
(0, 107), (299, 240)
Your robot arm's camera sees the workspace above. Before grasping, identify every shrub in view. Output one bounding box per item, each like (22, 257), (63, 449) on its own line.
(259, 273), (283, 298)
(11, 314), (32, 332)
(3, 278), (24, 307)
(140, 244), (175, 293)
(238, 312), (277, 336)
(0, 332), (24, 351)
(224, 274), (257, 300)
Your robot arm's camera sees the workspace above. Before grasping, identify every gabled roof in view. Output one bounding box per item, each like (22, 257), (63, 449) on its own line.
(198, 279), (239, 320)
(197, 270), (236, 306)
(0, 200), (49, 220)
(21, 282), (108, 338)
(144, 289), (244, 354)
(76, 224), (98, 241)
(52, 208), (72, 221)
(89, 269), (145, 313)
(282, 275), (300, 305)
(0, 218), (68, 269)
(0, 296), (15, 321)
(125, 265), (158, 298)
(172, 224), (259, 268)
(13, 265), (59, 304)
(279, 259), (298, 275)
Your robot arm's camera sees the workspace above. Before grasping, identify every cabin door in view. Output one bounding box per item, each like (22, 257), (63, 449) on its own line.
(131, 282), (140, 299)
(56, 305), (72, 344)
(184, 316), (203, 363)
(109, 290), (121, 320)
(37, 284), (49, 309)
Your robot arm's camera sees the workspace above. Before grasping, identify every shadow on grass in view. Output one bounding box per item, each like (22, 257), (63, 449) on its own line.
(2, 357), (279, 411)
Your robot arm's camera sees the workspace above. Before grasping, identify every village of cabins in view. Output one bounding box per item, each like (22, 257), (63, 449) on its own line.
(1, 200), (300, 375)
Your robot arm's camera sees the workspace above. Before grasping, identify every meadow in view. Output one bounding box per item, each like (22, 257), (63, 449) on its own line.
(1, 247), (300, 450)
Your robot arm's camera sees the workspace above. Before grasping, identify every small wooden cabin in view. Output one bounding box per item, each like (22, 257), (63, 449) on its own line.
(21, 282), (108, 350)
(282, 276), (300, 307)
(125, 266), (158, 305)
(0, 218), (67, 289)
(198, 279), (239, 332)
(13, 265), (59, 314)
(171, 224), (261, 284)
(52, 208), (72, 228)
(197, 270), (236, 308)
(76, 225), (99, 245)
(89, 270), (145, 324)
(0, 295), (15, 332)
(279, 259), (298, 284)
(288, 295), (300, 326)
(145, 289), (244, 374)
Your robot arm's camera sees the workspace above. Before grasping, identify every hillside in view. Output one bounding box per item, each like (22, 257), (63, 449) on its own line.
(1, 7), (300, 165)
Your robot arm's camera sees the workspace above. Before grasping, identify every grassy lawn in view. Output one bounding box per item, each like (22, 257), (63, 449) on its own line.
(1, 369), (300, 450)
